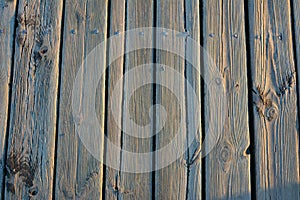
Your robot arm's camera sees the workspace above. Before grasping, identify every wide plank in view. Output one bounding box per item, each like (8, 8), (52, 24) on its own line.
(54, 0), (108, 199)
(155, 0), (187, 199)
(203, 0), (251, 199)
(248, 0), (300, 199)
(4, 0), (63, 198)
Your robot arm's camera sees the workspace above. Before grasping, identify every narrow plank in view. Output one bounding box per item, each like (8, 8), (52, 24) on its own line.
(55, 0), (108, 199)
(4, 0), (63, 198)
(104, 0), (126, 199)
(292, 0), (300, 120)
(203, 0), (251, 199)
(119, 0), (154, 199)
(0, 0), (17, 199)
(248, 0), (300, 199)
(155, 0), (187, 199)
(185, 0), (202, 199)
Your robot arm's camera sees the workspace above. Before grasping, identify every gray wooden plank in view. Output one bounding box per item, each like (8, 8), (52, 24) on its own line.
(155, 0), (187, 199)
(118, 0), (154, 199)
(0, 0), (17, 199)
(293, 0), (300, 128)
(3, 0), (63, 198)
(54, 0), (108, 199)
(185, 0), (202, 199)
(203, 0), (251, 199)
(104, 0), (126, 199)
(248, 0), (300, 199)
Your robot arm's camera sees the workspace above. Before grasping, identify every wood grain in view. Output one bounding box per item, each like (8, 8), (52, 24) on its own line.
(155, 0), (187, 199)
(203, 0), (251, 199)
(292, 0), (300, 125)
(248, 0), (300, 199)
(103, 0), (125, 199)
(185, 0), (202, 199)
(4, 0), (63, 198)
(0, 0), (17, 198)
(118, 0), (155, 199)
(54, 0), (108, 199)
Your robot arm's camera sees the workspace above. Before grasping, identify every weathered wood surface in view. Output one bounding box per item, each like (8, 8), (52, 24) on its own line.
(293, 0), (300, 118)
(3, 0), (63, 199)
(185, 0), (202, 199)
(0, 0), (17, 199)
(155, 0), (187, 199)
(203, 0), (251, 199)
(103, 0), (125, 199)
(54, 0), (108, 199)
(248, 0), (300, 199)
(118, 0), (155, 199)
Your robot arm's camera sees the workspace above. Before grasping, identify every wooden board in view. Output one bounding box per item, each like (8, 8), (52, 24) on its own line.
(103, 0), (125, 199)
(203, 0), (251, 199)
(248, 0), (300, 199)
(4, 0), (63, 199)
(185, 0), (202, 199)
(118, 0), (155, 199)
(54, 0), (108, 199)
(293, 0), (300, 120)
(154, 0), (187, 199)
(0, 0), (17, 199)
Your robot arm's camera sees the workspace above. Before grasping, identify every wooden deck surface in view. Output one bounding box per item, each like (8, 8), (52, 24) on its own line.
(0, 0), (299, 199)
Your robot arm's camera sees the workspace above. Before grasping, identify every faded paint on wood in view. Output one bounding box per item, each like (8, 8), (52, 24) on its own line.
(103, 0), (125, 199)
(4, 0), (63, 198)
(203, 0), (251, 199)
(0, 0), (17, 198)
(248, 0), (300, 199)
(55, 0), (108, 199)
(155, 0), (187, 199)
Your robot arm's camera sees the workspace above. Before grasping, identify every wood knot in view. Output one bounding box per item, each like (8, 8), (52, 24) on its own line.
(219, 145), (232, 163)
(215, 77), (222, 85)
(28, 186), (38, 197)
(266, 106), (278, 121)
(39, 46), (48, 56)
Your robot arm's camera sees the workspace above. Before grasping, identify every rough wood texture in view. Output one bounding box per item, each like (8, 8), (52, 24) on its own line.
(118, 0), (155, 199)
(248, 0), (300, 199)
(185, 0), (202, 199)
(104, 0), (125, 199)
(203, 0), (251, 199)
(0, 0), (17, 198)
(4, 0), (63, 198)
(293, 0), (300, 117)
(155, 0), (187, 199)
(55, 0), (108, 199)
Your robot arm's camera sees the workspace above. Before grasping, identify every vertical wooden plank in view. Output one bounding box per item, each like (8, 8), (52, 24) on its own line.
(118, 0), (154, 199)
(104, 0), (125, 199)
(155, 0), (187, 199)
(55, 0), (108, 199)
(203, 0), (251, 199)
(248, 0), (300, 199)
(0, 0), (17, 199)
(292, 0), (300, 117)
(4, 0), (63, 198)
(185, 0), (202, 199)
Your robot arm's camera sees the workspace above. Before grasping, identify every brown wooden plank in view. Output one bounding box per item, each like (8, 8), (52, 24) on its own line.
(0, 0), (17, 199)
(118, 0), (155, 199)
(185, 0), (202, 199)
(4, 0), (63, 198)
(54, 0), (108, 199)
(155, 0), (187, 199)
(104, 0), (126, 199)
(248, 0), (300, 199)
(203, 0), (251, 199)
